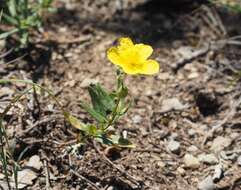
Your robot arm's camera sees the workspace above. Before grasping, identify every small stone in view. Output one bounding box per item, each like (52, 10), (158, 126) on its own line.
(145, 89), (154, 96)
(237, 155), (241, 166)
(230, 132), (240, 139)
(167, 140), (180, 154)
(0, 182), (9, 190)
(156, 161), (166, 168)
(188, 129), (196, 137)
(167, 140), (181, 154)
(184, 154), (200, 169)
(65, 52), (73, 58)
(200, 124), (208, 131)
(52, 52), (58, 60)
(188, 72), (199, 79)
(80, 78), (99, 88)
(0, 173), (5, 179)
(198, 154), (218, 165)
(198, 176), (215, 190)
(47, 104), (54, 111)
(210, 136), (232, 153)
(161, 98), (187, 112)
(106, 186), (114, 190)
(158, 72), (173, 80)
(27, 155), (42, 170)
(220, 151), (237, 161)
(0, 87), (14, 97)
(12, 169), (37, 189)
(59, 27), (67, 33)
(66, 3), (76, 10)
(132, 115), (142, 124)
(64, 80), (76, 87)
(213, 165), (223, 182)
(187, 145), (198, 152)
(0, 40), (6, 50)
(177, 167), (185, 176)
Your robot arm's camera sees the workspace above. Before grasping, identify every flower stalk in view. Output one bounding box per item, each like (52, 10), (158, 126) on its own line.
(103, 69), (125, 131)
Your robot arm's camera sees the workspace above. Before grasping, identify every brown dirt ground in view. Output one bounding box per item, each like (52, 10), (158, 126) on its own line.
(1, 0), (241, 190)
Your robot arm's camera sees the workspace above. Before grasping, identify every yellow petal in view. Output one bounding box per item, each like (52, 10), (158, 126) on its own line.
(140, 59), (159, 75)
(121, 62), (141, 75)
(107, 47), (122, 65)
(118, 37), (134, 48)
(122, 66), (139, 75)
(135, 44), (153, 60)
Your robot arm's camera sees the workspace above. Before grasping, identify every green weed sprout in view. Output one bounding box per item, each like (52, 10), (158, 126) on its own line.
(0, 0), (54, 48)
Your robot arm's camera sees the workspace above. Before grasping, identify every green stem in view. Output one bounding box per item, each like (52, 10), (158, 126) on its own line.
(0, 79), (65, 113)
(103, 70), (125, 131)
(103, 95), (121, 131)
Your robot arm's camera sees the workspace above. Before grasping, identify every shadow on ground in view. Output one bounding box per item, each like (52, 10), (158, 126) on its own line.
(52, 0), (208, 46)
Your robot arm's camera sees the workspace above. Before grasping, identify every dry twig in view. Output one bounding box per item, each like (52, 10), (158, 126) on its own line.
(173, 44), (210, 73)
(44, 160), (51, 190)
(70, 169), (102, 190)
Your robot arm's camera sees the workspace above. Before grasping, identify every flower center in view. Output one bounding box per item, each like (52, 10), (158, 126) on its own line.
(129, 62), (142, 70)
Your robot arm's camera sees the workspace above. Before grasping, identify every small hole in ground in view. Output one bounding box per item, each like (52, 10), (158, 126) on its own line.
(195, 91), (220, 117)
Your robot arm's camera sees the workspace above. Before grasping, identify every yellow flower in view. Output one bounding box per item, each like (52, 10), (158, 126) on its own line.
(107, 37), (159, 75)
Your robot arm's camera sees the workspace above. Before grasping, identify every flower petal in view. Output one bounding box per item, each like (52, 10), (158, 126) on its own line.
(135, 44), (153, 60)
(121, 63), (140, 75)
(107, 47), (122, 65)
(118, 37), (134, 48)
(140, 59), (159, 75)
(122, 66), (139, 75)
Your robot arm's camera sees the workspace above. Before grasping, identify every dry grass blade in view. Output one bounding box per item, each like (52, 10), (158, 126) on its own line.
(70, 169), (102, 190)
(93, 141), (144, 188)
(0, 49), (14, 59)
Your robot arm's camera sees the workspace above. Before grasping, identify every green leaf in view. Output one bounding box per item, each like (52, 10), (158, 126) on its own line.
(85, 124), (99, 136)
(47, 7), (56, 13)
(19, 31), (29, 46)
(64, 112), (88, 131)
(109, 135), (136, 148)
(0, 10), (3, 22)
(88, 83), (115, 117)
(95, 134), (114, 146)
(8, 0), (17, 17)
(66, 114), (102, 136)
(0, 28), (19, 39)
(79, 101), (107, 123)
(119, 100), (132, 115)
(40, 0), (53, 8)
(95, 134), (135, 148)
(2, 13), (18, 25)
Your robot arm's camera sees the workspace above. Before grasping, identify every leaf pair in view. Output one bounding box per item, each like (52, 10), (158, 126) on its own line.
(79, 84), (115, 123)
